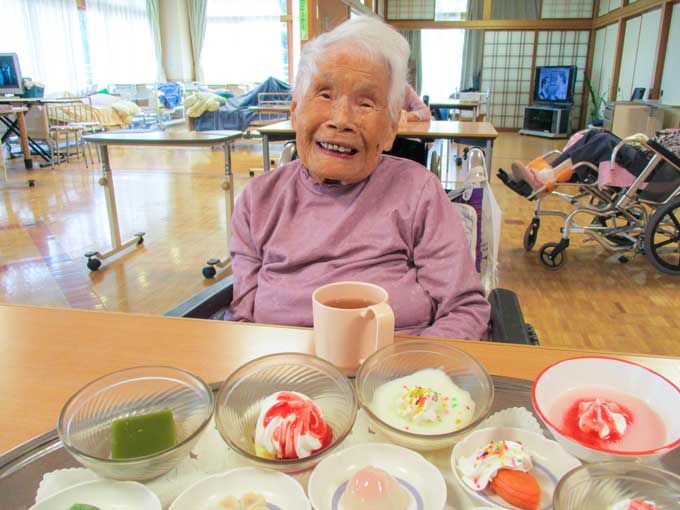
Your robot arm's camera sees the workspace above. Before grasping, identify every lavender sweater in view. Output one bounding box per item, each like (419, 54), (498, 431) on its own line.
(229, 156), (490, 339)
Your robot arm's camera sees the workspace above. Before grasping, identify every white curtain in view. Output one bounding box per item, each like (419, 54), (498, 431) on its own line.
(201, 0), (286, 84)
(0, 0), (87, 95)
(146, 0), (166, 82)
(85, 0), (158, 87)
(421, 29), (465, 99)
(187, 0), (208, 82)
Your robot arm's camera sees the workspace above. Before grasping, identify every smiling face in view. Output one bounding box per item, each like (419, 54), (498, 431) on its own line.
(290, 46), (399, 184)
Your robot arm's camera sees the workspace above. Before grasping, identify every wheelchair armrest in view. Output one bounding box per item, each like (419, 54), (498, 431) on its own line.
(165, 275), (234, 318)
(488, 288), (538, 345)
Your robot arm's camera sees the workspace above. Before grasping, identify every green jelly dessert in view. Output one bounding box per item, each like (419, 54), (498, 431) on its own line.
(67, 504), (101, 510)
(110, 409), (176, 459)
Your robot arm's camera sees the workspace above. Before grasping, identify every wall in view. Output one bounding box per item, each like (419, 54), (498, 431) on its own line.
(159, 0), (194, 81)
(660, 2), (680, 104)
(617, 8), (661, 101)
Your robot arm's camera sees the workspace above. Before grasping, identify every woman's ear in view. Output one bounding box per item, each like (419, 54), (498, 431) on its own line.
(289, 99), (298, 129)
(381, 118), (399, 152)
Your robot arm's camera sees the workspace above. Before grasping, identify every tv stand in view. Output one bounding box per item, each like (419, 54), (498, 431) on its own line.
(519, 104), (571, 138)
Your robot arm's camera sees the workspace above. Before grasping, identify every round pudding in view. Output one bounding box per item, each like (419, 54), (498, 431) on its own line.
(370, 368), (475, 434)
(338, 466), (409, 510)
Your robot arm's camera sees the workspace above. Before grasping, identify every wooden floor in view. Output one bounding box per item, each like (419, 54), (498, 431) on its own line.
(1, 133), (678, 356)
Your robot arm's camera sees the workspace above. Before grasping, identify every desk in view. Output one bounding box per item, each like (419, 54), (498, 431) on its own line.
(82, 130), (242, 277)
(1, 303), (678, 456)
(0, 98), (39, 168)
(257, 120), (498, 173)
(0, 107), (36, 187)
(428, 98), (481, 121)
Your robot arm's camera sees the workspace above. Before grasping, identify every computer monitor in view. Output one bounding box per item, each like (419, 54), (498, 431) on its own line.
(533, 65), (577, 105)
(0, 53), (23, 96)
(631, 87), (646, 100)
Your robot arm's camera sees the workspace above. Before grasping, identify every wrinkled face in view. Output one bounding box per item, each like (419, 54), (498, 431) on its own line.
(290, 46), (398, 184)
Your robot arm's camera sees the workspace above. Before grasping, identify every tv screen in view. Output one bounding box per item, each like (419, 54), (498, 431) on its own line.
(0, 53), (23, 95)
(534, 65), (576, 104)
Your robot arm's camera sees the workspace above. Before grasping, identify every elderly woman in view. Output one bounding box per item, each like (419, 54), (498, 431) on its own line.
(229, 17), (489, 340)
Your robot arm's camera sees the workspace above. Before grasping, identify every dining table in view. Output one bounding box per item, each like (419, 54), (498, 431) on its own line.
(2, 303), (679, 458)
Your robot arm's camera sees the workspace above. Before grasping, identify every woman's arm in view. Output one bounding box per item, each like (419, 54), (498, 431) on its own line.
(404, 84), (432, 122)
(409, 177), (490, 339)
(228, 188), (262, 322)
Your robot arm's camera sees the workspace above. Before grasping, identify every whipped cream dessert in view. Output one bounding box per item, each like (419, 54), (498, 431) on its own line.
(339, 466), (409, 510)
(608, 499), (657, 510)
(254, 391), (332, 460)
(457, 440), (534, 491)
(370, 368), (475, 434)
(577, 398), (629, 440)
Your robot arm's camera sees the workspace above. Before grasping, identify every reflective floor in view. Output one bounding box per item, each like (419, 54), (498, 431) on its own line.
(1, 134), (678, 355)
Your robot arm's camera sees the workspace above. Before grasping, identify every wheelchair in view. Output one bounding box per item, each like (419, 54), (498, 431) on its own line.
(498, 130), (680, 275)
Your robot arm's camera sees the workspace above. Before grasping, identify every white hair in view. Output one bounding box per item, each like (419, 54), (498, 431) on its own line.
(294, 16), (410, 123)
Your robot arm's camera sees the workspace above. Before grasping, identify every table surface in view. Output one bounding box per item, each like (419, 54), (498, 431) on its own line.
(83, 129), (242, 146)
(0, 106), (28, 115)
(2, 303), (678, 456)
(258, 119), (498, 139)
(428, 99), (481, 108)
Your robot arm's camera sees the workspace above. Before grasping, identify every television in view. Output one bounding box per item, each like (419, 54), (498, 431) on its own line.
(533, 65), (576, 105)
(0, 53), (23, 95)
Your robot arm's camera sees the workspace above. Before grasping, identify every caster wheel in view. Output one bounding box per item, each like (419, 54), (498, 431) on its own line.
(618, 255), (629, 263)
(202, 266), (217, 279)
(523, 219), (540, 251)
(539, 242), (567, 270)
(136, 237), (144, 246)
(456, 157), (463, 166)
(87, 258), (102, 271)
(28, 180), (36, 187)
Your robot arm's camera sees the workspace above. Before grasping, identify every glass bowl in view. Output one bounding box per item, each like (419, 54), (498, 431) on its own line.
(532, 356), (680, 463)
(58, 366), (214, 481)
(214, 353), (357, 474)
(553, 461), (680, 510)
(355, 340), (494, 451)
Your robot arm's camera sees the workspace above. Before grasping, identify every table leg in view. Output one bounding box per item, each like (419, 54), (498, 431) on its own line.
(15, 111), (33, 169)
(486, 138), (494, 180)
(203, 142), (234, 278)
(262, 133), (271, 172)
(84, 145), (144, 271)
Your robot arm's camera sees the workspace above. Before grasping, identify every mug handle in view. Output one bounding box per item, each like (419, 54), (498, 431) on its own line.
(361, 302), (395, 354)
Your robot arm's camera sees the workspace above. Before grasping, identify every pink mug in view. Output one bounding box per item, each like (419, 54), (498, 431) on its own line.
(312, 281), (395, 372)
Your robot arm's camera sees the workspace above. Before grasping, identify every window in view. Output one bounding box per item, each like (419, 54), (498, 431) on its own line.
(85, 0), (158, 87)
(420, 29), (465, 99)
(435, 0), (468, 21)
(202, 0), (289, 85)
(0, 0), (87, 94)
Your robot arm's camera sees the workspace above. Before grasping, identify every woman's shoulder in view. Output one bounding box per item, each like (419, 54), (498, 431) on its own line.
(242, 160), (303, 198)
(375, 155), (441, 189)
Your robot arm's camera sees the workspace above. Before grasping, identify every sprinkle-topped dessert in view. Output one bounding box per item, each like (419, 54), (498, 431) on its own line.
(458, 440), (541, 510)
(371, 368), (475, 434)
(608, 500), (658, 510)
(254, 391), (332, 460)
(457, 440), (534, 491)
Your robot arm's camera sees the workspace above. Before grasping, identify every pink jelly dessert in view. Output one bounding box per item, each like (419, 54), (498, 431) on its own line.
(254, 391), (332, 460)
(608, 499), (657, 510)
(339, 466), (409, 510)
(549, 386), (666, 451)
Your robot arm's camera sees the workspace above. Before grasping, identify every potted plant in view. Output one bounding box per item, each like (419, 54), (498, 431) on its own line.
(584, 74), (607, 126)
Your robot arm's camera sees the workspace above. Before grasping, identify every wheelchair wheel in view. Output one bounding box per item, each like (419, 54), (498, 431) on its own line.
(644, 197), (680, 275)
(539, 242), (567, 270)
(523, 218), (540, 251)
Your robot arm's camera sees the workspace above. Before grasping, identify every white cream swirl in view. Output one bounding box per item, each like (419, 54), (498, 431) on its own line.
(578, 399), (628, 439)
(457, 440), (533, 491)
(608, 499), (657, 510)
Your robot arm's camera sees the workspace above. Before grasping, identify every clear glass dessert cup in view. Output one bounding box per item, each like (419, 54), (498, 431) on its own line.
(57, 366), (214, 481)
(553, 461), (680, 510)
(214, 353), (358, 474)
(355, 340), (494, 451)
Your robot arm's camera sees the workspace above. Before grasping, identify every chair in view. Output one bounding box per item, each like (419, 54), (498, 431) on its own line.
(166, 143), (537, 345)
(45, 99), (104, 168)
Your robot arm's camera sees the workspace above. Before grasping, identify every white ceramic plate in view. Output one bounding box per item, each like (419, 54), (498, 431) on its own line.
(452, 427), (581, 510)
(308, 443), (447, 510)
(169, 467), (310, 510)
(31, 479), (161, 510)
